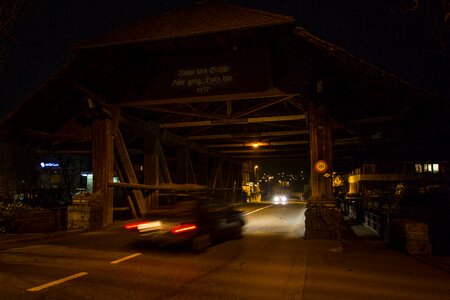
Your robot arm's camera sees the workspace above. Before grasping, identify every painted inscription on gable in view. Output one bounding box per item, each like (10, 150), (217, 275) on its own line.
(144, 50), (270, 100)
(171, 65), (234, 94)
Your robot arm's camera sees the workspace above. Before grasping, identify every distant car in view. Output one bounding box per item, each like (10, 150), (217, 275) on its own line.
(273, 195), (288, 205)
(125, 197), (245, 251)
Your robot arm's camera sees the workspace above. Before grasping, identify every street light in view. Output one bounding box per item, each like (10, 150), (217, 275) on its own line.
(253, 165), (259, 191)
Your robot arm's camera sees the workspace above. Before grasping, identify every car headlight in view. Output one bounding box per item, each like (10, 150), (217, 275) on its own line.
(281, 196), (287, 203)
(273, 196), (280, 202)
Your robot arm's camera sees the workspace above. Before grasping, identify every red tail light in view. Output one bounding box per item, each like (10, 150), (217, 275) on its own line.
(171, 224), (197, 234)
(125, 221), (150, 230)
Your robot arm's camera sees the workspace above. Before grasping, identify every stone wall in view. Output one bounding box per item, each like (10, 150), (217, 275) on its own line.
(14, 208), (67, 233)
(67, 193), (103, 230)
(389, 219), (432, 255)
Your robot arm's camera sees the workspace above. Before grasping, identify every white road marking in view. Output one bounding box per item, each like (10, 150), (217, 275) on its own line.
(27, 272), (88, 292)
(110, 252), (142, 264)
(243, 205), (274, 216)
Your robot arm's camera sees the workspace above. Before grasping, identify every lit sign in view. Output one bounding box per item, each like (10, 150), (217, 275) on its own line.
(40, 162), (60, 168)
(314, 160), (328, 174)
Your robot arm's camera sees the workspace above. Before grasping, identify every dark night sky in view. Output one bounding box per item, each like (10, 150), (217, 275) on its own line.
(0, 1), (448, 174)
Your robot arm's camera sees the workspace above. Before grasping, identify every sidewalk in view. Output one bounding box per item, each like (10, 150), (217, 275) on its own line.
(304, 206), (450, 274)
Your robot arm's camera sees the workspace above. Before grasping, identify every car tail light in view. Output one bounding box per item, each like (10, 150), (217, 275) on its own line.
(171, 224), (197, 234)
(125, 221), (151, 230)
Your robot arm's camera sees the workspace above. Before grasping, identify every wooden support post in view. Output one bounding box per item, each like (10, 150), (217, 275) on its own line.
(176, 146), (188, 183)
(114, 130), (146, 216)
(198, 154), (209, 186)
(224, 163), (234, 204)
(309, 102), (334, 208)
(321, 106), (334, 206)
(187, 152), (197, 184)
(92, 118), (114, 227)
(157, 143), (173, 184)
(114, 158), (138, 218)
(236, 164), (243, 203)
(144, 135), (159, 209)
(309, 102), (320, 206)
(211, 159), (223, 189)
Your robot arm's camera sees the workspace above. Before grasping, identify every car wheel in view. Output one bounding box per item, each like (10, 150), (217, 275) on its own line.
(191, 233), (212, 252)
(233, 225), (243, 239)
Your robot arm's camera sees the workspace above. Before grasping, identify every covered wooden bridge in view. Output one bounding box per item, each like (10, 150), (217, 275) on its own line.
(1, 2), (447, 228)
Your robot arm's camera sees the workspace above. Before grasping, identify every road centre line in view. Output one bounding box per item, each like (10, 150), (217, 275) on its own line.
(243, 205), (273, 216)
(27, 272), (88, 292)
(110, 252), (142, 264)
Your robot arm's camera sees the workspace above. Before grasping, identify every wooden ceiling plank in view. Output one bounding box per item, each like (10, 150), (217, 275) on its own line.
(160, 114), (306, 128)
(117, 88), (287, 107)
(232, 153), (307, 159)
(207, 140), (308, 148)
(141, 106), (223, 119)
(18, 127), (84, 142)
(188, 129), (309, 140)
(231, 94), (298, 119)
(222, 148), (306, 153)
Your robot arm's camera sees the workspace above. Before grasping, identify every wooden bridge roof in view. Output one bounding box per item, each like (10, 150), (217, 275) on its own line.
(75, 2), (294, 50)
(1, 2), (448, 172)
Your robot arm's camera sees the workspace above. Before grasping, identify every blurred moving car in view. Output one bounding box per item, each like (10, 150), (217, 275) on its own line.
(273, 195), (288, 205)
(125, 196), (245, 251)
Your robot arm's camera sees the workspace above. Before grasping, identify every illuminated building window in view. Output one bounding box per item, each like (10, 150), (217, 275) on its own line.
(415, 164), (423, 173)
(432, 164), (439, 173)
(417, 163), (440, 173)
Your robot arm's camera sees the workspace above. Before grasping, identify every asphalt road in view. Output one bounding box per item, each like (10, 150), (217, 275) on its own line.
(0, 203), (449, 299)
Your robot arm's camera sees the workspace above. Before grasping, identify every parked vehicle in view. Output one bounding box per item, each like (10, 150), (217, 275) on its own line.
(125, 196), (245, 251)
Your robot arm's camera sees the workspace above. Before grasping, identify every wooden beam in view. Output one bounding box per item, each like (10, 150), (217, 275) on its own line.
(117, 89), (288, 107)
(187, 151), (197, 185)
(109, 182), (208, 191)
(309, 102), (320, 204)
(114, 129), (146, 215)
(188, 130), (309, 140)
(17, 127), (85, 142)
(288, 98), (306, 112)
(144, 134), (160, 209)
(176, 146), (188, 183)
(221, 148), (306, 154)
(230, 94), (298, 119)
(141, 106), (224, 120)
(160, 114), (306, 128)
(232, 154), (307, 159)
(221, 149), (277, 153)
(37, 149), (91, 154)
(120, 112), (208, 154)
(211, 159), (223, 189)
(157, 142), (173, 184)
(207, 140), (309, 148)
(114, 157), (138, 218)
